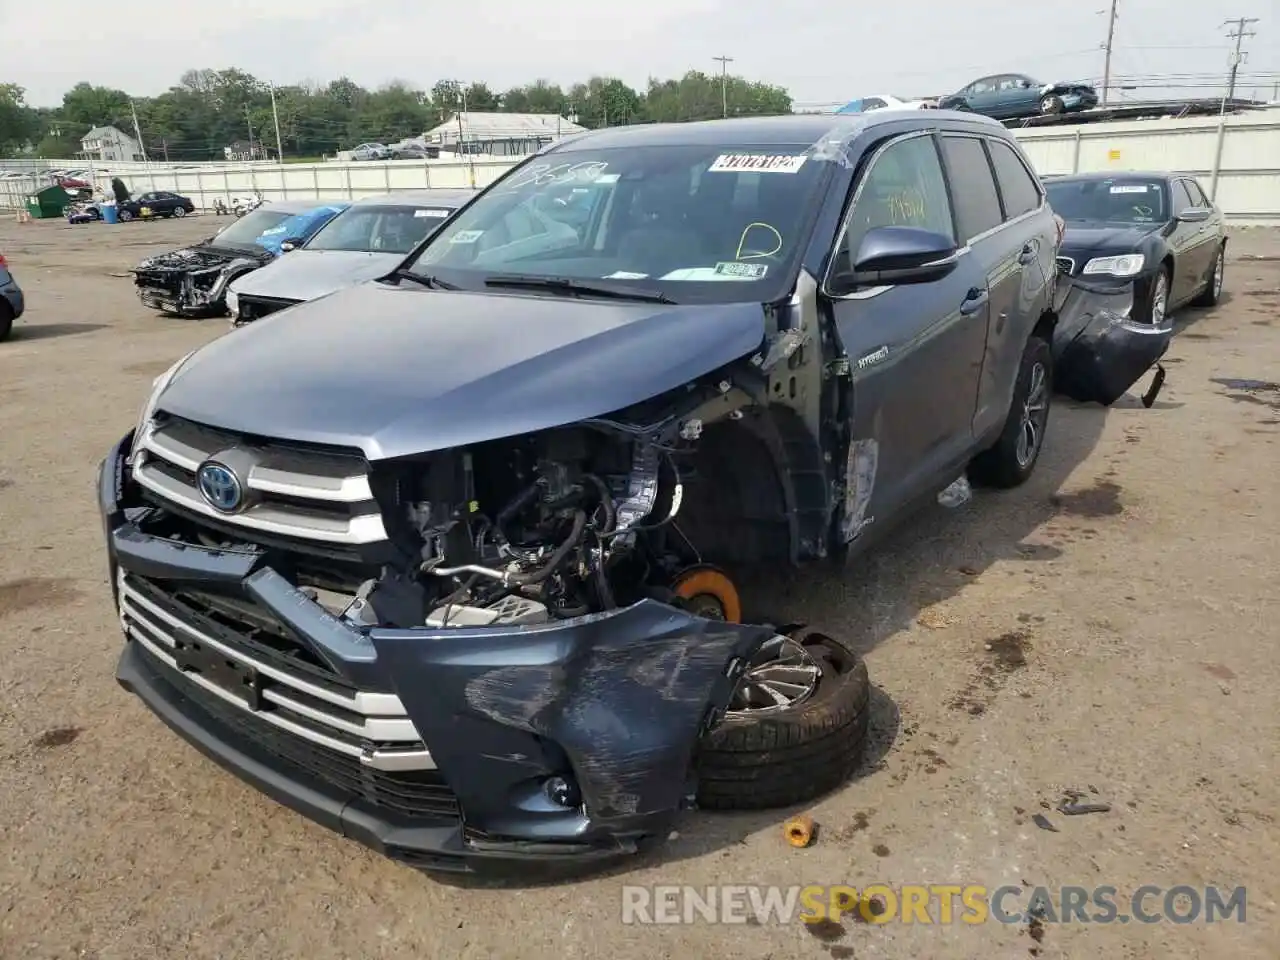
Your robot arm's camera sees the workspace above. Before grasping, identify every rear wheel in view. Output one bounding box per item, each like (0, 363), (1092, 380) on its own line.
(695, 627), (871, 810)
(1191, 244), (1225, 307)
(969, 334), (1053, 488)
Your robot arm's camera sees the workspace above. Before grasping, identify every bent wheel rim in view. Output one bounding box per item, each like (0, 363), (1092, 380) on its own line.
(1213, 251), (1224, 297)
(1151, 273), (1169, 326)
(1016, 361), (1048, 468)
(727, 635), (821, 716)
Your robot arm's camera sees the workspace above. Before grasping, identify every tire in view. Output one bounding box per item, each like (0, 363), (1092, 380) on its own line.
(1134, 265), (1171, 326)
(119, 209), (134, 222)
(694, 628), (871, 811)
(1040, 95), (1065, 114)
(1191, 243), (1225, 307)
(0, 300), (12, 342)
(968, 334), (1053, 489)
(173, 206), (187, 218)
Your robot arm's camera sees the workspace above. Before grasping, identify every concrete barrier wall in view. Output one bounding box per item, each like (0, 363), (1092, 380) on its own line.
(4, 108), (1278, 223)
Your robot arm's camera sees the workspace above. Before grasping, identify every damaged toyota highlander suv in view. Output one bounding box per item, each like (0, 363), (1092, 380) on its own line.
(100, 112), (1064, 873)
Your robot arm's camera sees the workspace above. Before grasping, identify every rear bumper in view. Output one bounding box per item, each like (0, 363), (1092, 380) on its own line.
(1, 280), (23, 319)
(100, 434), (769, 873)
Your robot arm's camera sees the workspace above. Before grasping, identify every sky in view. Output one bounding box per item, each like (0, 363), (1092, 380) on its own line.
(2, 0), (1277, 109)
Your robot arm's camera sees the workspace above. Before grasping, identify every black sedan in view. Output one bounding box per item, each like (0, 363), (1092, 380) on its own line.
(119, 191), (195, 221)
(1044, 172), (1226, 326)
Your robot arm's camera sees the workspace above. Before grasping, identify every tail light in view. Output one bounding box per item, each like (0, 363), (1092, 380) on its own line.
(0, 252), (7, 267)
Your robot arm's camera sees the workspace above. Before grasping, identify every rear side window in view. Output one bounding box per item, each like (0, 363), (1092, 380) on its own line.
(940, 135), (1003, 241)
(986, 139), (1042, 220)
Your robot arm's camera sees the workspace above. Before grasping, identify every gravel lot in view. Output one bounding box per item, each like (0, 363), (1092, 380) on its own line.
(1, 215), (1277, 960)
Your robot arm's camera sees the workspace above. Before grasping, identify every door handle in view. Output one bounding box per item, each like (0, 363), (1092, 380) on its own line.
(960, 289), (989, 315)
(1017, 243), (1036, 265)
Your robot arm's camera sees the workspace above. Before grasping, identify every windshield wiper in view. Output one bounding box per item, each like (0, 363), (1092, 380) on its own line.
(483, 275), (676, 304)
(392, 268), (460, 290)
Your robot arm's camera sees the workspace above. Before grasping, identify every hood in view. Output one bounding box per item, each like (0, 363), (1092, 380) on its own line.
(133, 244), (250, 274)
(1060, 221), (1160, 259)
(230, 250), (400, 302)
(157, 282), (768, 461)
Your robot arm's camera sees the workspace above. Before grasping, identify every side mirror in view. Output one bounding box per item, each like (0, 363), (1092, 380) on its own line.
(832, 226), (959, 292)
(1021, 80), (1033, 88)
(1177, 207), (1211, 223)
(280, 237), (305, 252)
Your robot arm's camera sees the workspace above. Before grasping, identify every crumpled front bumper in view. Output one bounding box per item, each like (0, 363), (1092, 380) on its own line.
(100, 433), (772, 873)
(1051, 275), (1171, 406)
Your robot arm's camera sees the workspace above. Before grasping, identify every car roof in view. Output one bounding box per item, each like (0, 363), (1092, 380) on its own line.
(264, 199), (336, 215)
(1045, 171), (1180, 184)
(545, 111), (1005, 152)
(348, 188), (476, 209)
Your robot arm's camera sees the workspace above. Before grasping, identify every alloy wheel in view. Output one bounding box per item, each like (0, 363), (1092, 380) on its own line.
(1151, 272), (1169, 327)
(1016, 361), (1049, 468)
(1213, 250), (1224, 298)
(726, 634), (822, 716)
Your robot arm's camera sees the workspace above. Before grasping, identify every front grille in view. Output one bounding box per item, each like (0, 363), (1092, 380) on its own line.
(236, 294), (299, 323)
(1056, 256), (1076, 275)
(132, 415), (388, 546)
(131, 640), (459, 821)
(118, 570), (433, 773)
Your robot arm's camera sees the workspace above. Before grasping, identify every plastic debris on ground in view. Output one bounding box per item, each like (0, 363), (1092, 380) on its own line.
(937, 475), (972, 509)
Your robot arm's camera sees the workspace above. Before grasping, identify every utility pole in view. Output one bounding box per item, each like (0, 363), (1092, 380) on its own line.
(1100, 0), (1119, 105)
(1223, 17), (1259, 105)
(269, 83), (285, 162)
(161, 139), (169, 163)
(713, 55), (735, 118)
(129, 100), (148, 162)
(245, 105), (255, 158)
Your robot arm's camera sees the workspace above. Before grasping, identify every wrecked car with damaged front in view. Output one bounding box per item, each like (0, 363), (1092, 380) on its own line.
(131, 200), (344, 318)
(102, 112), (1118, 873)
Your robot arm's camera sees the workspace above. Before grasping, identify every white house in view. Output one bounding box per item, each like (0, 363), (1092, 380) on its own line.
(80, 125), (144, 162)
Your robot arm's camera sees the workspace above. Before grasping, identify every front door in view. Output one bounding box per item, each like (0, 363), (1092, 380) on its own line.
(825, 132), (990, 532)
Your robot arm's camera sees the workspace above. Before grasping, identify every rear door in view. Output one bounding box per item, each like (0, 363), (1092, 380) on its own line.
(826, 131), (991, 529)
(972, 135), (1053, 437)
(1168, 179), (1206, 303)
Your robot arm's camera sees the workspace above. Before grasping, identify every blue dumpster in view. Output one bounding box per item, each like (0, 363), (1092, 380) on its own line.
(101, 202), (119, 224)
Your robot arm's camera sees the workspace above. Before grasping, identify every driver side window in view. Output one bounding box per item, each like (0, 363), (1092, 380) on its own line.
(834, 134), (955, 278)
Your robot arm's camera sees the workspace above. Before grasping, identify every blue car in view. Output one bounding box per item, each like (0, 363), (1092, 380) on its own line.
(254, 202), (351, 256)
(0, 250), (25, 342)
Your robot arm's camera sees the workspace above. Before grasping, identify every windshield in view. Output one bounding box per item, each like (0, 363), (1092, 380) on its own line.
(403, 143), (829, 303)
(1046, 177), (1169, 224)
(306, 204), (455, 254)
(211, 208), (295, 249)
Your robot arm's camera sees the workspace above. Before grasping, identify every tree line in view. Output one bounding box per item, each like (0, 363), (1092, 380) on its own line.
(0, 70), (794, 161)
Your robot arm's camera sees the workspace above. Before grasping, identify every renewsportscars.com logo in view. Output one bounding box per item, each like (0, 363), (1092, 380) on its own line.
(621, 884), (1248, 926)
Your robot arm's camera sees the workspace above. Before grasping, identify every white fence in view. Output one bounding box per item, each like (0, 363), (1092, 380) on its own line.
(3, 108), (1279, 223)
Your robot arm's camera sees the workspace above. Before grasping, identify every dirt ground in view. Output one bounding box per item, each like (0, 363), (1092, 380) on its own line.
(0, 215), (1277, 960)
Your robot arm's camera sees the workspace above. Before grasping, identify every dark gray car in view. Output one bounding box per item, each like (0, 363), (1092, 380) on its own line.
(101, 111), (1112, 875)
(0, 250), (25, 341)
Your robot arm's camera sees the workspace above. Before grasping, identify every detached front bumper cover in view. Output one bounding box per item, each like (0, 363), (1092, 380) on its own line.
(1051, 275), (1171, 406)
(100, 433), (773, 872)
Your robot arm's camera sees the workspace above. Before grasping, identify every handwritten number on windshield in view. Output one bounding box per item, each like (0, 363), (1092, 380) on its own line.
(502, 161), (610, 191)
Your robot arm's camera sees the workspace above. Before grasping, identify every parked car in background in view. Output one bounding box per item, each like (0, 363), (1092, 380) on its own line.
(100, 112), (1108, 874)
(0, 250), (25, 342)
(227, 189), (474, 324)
(351, 143), (391, 161)
(252, 202), (351, 257)
(836, 94), (937, 113)
(939, 74), (1098, 119)
(389, 142), (440, 160)
(1046, 171), (1226, 327)
(131, 200), (339, 317)
(119, 191), (196, 221)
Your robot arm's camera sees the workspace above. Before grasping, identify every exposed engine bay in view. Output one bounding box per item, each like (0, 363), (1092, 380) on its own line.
(339, 422), (711, 631)
(133, 246), (267, 316)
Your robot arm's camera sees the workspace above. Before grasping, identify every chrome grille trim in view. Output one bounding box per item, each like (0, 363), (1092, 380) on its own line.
(118, 572), (434, 772)
(131, 417), (388, 545)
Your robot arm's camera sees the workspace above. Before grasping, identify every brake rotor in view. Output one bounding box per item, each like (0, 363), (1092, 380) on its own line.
(672, 565), (741, 623)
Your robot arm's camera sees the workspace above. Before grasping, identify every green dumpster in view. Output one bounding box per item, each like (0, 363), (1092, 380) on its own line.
(25, 184), (72, 219)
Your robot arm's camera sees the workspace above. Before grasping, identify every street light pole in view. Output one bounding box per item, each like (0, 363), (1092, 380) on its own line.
(713, 55), (735, 117)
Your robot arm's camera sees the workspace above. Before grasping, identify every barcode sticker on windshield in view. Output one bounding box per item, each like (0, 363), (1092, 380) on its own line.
(415, 208), (450, 217)
(715, 261), (768, 279)
(708, 154), (808, 174)
(1110, 184), (1149, 193)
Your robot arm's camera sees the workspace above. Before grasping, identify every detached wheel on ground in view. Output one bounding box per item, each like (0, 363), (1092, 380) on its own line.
(695, 627), (871, 810)
(1191, 243), (1225, 307)
(968, 333), (1052, 488)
